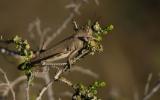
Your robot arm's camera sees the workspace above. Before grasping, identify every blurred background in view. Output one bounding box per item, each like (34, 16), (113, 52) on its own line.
(0, 0), (160, 100)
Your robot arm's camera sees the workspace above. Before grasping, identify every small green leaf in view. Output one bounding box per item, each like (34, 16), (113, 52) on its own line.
(93, 22), (101, 32)
(107, 24), (114, 31)
(13, 35), (21, 43)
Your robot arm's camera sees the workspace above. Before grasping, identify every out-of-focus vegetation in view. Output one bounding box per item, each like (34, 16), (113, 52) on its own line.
(0, 0), (160, 100)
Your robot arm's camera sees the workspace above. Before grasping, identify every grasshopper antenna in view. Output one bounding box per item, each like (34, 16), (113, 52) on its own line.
(39, 40), (46, 53)
(72, 20), (79, 32)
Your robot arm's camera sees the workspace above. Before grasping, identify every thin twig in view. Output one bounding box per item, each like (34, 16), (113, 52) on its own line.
(11, 76), (27, 87)
(0, 68), (16, 100)
(35, 70), (72, 100)
(59, 77), (73, 87)
(43, 13), (74, 49)
(28, 18), (51, 50)
(36, 80), (54, 100)
(43, 71), (55, 100)
(36, 68), (63, 100)
(144, 73), (153, 96)
(3, 75), (26, 97)
(26, 82), (30, 100)
(143, 80), (160, 100)
(0, 46), (21, 58)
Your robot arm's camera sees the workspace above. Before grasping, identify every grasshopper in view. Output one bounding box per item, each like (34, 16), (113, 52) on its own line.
(18, 24), (94, 70)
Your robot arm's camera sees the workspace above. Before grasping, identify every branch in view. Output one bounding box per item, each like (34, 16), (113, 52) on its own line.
(36, 79), (54, 100)
(43, 13), (74, 49)
(143, 79), (160, 100)
(43, 71), (55, 100)
(2, 75), (26, 97)
(26, 82), (30, 100)
(28, 18), (51, 50)
(0, 46), (21, 58)
(0, 68), (16, 100)
(144, 73), (153, 96)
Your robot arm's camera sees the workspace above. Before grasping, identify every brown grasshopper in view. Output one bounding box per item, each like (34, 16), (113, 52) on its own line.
(20, 25), (94, 70)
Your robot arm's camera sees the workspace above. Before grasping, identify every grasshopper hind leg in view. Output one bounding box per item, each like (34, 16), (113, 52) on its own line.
(66, 49), (79, 70)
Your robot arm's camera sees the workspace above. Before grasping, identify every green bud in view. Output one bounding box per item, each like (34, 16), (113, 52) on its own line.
(92, 90), (97, 95)
(93, 22), (101, 32)
(25, 43), (30, 50)
(99, 82), (106, 87)
(107, 24), (114, 31)
(13, 35), (21, 43)
(24, 50), (28, 56)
